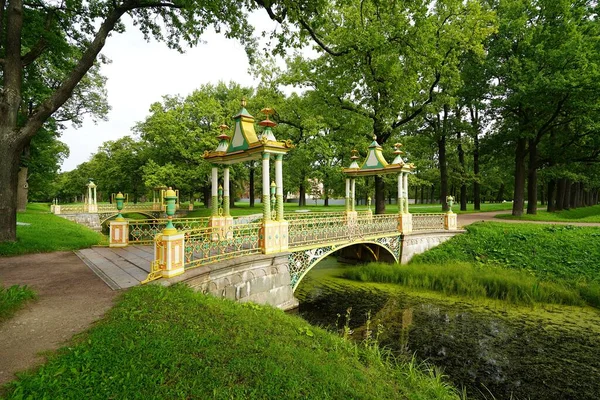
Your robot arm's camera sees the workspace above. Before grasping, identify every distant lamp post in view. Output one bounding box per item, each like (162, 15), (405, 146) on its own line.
(446, 195), (455, 213)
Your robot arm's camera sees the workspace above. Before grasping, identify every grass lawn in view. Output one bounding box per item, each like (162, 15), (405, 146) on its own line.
(1, 285), (460, 400)
(495, 204), (600, 223)
(0, 203), (104, 257)
(0, 285), (36, 323)
(344, 222), (600, 308)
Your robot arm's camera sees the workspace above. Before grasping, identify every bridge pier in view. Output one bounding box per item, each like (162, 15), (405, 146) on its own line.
(161, 253), (298, 310)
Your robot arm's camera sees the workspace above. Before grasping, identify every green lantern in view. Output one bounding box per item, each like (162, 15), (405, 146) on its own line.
(163, 187), (178, 234)
(115, 192), (125, 221)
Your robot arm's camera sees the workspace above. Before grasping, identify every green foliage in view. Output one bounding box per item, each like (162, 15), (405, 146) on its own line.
(2, 285), (460, 399)
(0, 285), (36, 323)
(496, 205), (600, 223)
(413, 222), (600, 283)
(0, 204), (104, 256)
(342, 262), (586, 307)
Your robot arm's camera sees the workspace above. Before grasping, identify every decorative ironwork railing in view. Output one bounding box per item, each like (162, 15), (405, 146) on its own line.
(55, 205), (86, 213)
(283, 210), (373, 221)
(412, 213), (445, 231)
(183, 222), (262, 269)
(288, 213), (398, 249)
(129, 217), (211, 244)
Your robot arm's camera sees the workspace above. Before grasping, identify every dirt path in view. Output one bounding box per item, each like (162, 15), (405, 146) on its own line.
(0, 251), (118, 386)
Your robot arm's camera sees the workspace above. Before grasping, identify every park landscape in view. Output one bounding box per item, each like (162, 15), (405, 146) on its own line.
(1, 0), (600, 399)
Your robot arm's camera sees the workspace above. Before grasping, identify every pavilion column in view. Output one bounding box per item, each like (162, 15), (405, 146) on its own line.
(262, 153), (271, 221)
(211, 167), (219, 217)
(345, 178), (351, 212)
(88, 186), (92, 205)
(403, 172), (409, 213)
(223, 167), (230, 216)
(275, 154), (284, 221)
(93, 187), (97, 205)
(398, 173), (404, 214)
(351, 178), (356, 211)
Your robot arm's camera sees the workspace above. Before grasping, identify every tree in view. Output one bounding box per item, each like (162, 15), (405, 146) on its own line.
(0, 0), (263, 242)
(279, 0), (494, 213)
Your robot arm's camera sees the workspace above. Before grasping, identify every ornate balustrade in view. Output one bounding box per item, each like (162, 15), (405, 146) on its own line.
(183, 222), (262, 269)
(128, 217), (211, 245)
(412, 213), (446, 231)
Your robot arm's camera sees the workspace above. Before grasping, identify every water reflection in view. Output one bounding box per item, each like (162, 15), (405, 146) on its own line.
(295, 257), (600, 400)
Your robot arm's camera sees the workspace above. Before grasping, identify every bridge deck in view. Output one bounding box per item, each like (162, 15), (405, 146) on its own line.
(76, 246), (153, 290)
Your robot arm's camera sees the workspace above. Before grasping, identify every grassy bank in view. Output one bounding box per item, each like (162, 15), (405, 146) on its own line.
(343, 222), (600, 307)
(2, 285), (460, 399)
(0, 285), (36, 323)
(0, 204), (104, 256)
(495, 204), (600, 223)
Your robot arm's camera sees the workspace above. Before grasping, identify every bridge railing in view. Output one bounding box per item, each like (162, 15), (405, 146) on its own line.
(412, 213), (446, 231)
(288, 212), (399, 249)
(284, 210), (372, 221)
(183, 221), (262, 269)
(128, 217), (211, 245)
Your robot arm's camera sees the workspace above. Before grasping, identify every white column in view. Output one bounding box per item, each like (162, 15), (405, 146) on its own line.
(403, 172), (409, 213)
(275, 155), (284, 221)
(223, 168), (230, 197)
(351, 178), (356, 212)
(88, 186), (92, 205)
(93, 187), (97, 205)
(398, 173), (403, 214)
(345, 178), (350, 211)
(211, 167), (218, 197)
(262, 153), (271, 221)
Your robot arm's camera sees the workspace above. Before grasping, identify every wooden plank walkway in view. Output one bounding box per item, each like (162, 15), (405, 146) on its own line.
(75, 246), (153, 290)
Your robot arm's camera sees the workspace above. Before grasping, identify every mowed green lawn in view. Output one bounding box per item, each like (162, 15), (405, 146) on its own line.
(496, 204), (600, 223)
(0, 204), (104, 257)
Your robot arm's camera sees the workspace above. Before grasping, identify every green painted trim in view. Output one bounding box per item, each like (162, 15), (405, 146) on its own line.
(262, 152), (270, 160)
(223, 196), (230, 216)
(211, 195), (218, 217)
(262, 195), (271, 221)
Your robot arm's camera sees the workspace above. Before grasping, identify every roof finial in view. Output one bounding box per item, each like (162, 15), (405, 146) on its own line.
(394, 143), (404, 154)
(241, 97), (247, 107)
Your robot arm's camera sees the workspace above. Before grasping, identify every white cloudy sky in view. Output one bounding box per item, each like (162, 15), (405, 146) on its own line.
(60, 11), (279, 171)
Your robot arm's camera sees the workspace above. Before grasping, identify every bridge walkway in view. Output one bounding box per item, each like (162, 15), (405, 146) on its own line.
(76, 246), (153, 290)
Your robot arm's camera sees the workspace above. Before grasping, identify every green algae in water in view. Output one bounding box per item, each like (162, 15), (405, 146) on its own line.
(296, 257), (600, 400)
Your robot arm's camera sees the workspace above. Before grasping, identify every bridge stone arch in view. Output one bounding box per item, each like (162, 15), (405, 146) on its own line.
(99, 211), (162, 225)
(288, 235), (402, 291)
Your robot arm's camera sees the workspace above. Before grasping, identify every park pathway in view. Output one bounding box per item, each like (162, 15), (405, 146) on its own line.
(0, 252), (117, 386)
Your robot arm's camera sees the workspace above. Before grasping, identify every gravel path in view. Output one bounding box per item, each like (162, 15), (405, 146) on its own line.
(0, 251), (118, 386)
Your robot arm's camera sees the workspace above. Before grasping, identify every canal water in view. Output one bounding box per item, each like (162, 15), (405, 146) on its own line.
(294, 257), (600, 400)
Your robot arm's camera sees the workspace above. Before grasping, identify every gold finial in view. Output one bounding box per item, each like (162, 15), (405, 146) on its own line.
(217, 123), (230, 141)
(219, 123), (229, 131)
(260, 107), (275, 120)
(350, 149), (359, 159)
(241, 97), (247, 107)
(373, 134), (377, 141)
(394, 143), (404, 154)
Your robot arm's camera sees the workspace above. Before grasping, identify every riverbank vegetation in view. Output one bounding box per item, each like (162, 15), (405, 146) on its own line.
(0, 285), (36, 323)
(1, 284), (460, 399)
(344, 222), (600, 307)
(0, 204), (104, 257)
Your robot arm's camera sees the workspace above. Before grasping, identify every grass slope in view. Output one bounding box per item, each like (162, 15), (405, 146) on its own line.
(0, 203), (104, 256)
(495, 204), (600, 223)
(344, 222), (600, 307)
(0, 285), (36, 323)
(2, 285), (459, 400)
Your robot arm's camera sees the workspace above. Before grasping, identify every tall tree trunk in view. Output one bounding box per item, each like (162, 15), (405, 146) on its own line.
(512, 138), (527, 216)
(375, 175), (385, 214)
(324, 183), (329, 207)
(540, 185), (545, 206)
(556, 178), (566, 210)
(430, 184), (435, 204)
(526, 138), (537, 215)
(299, 183), (306, 207)
(457, 131), (467, 211)
(438, 135), (448, 211)
(249, 166), (255, 207)
(473, 132), (481, 210)
(229, 180), (235, 209)
(17, 166), (28, 211)
(547, 179), (556, 212)
(420, 186), (425, 204)
(495, 183), (505, 203)
(0, 144), (21, 242)
(565, 180), (572, 209)
(570, 182), (578, 209)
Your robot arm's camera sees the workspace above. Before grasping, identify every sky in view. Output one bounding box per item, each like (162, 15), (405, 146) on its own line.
(60, 11), (279, 172)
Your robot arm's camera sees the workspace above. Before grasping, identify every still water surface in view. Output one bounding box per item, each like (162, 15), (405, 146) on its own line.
(294, 257), (600, 400)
